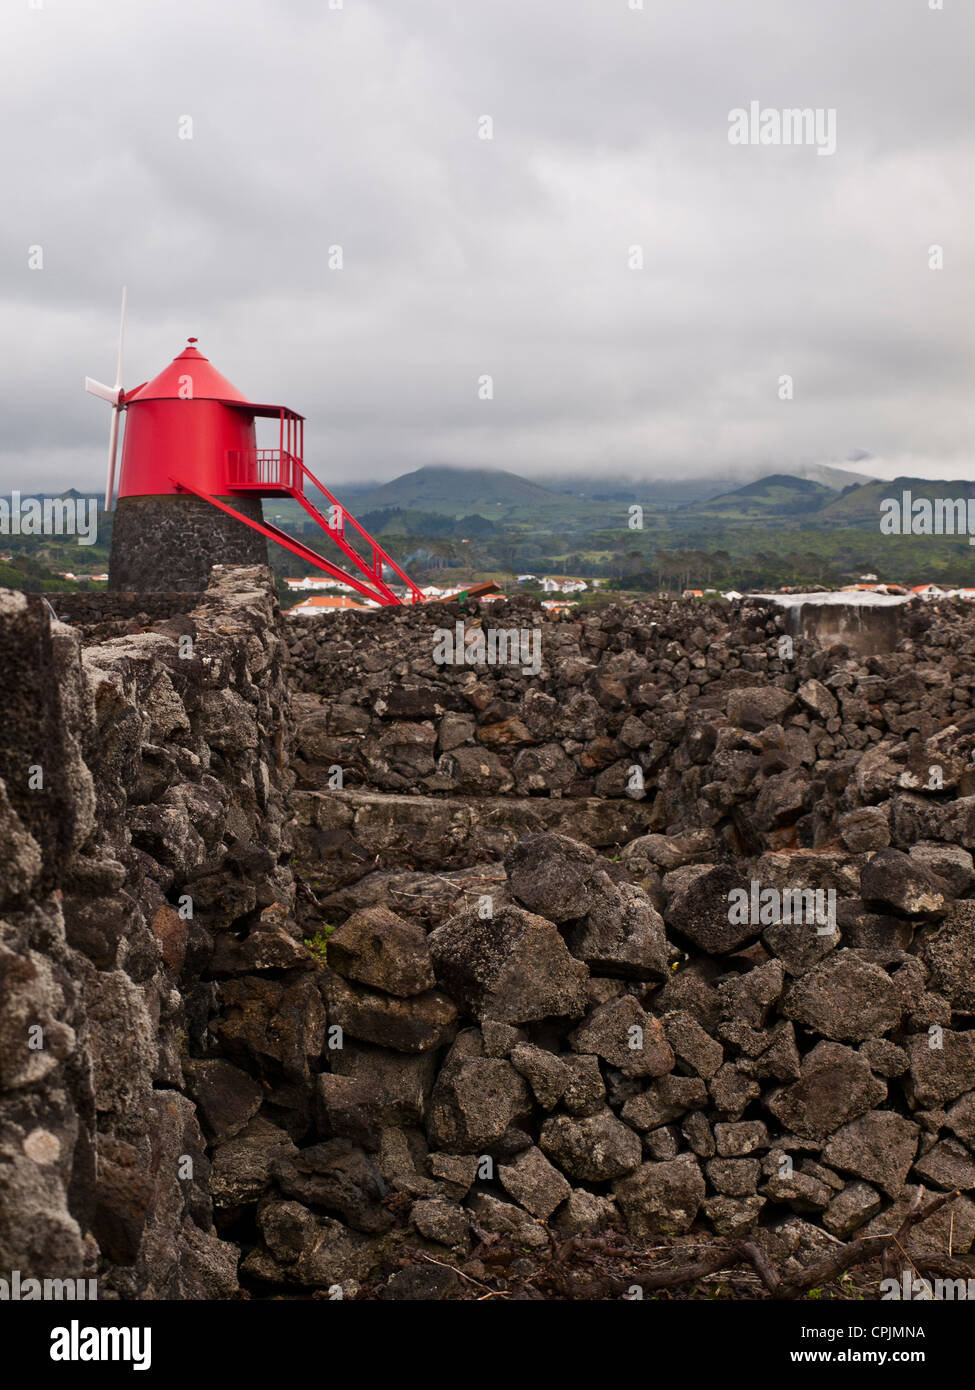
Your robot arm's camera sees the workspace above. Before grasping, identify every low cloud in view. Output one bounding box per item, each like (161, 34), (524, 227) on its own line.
(1, 0), (972, 493)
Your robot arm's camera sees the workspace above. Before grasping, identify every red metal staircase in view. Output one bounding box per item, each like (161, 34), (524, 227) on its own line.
(171, 439), (424, 606)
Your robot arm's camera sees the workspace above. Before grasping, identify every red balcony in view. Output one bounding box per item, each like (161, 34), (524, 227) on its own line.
(227, 448), (302, 493)
(226, 405), (305, 494)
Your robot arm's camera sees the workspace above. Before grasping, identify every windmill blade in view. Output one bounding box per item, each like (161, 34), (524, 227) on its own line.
(105, 406), (121, 512)
(86, 376), (122, 404)
(88, 287), (130, 512)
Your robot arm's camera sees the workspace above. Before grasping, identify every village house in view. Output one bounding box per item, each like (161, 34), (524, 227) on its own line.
(540, 576), (589, 594)
(290, 594), (373, 615)
(285, 576), (355, 593)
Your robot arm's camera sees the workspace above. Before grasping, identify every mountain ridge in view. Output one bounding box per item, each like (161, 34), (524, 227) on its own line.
(344, 462), (879, 515)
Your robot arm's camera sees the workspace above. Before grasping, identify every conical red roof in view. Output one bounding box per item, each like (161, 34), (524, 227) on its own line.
(125, 341), (251, 403)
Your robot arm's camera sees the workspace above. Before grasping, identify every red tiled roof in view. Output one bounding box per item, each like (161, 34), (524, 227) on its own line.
(293, 595), (367, 610)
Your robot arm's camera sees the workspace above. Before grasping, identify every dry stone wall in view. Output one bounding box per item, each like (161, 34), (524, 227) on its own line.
(2, 578), (975, 1301)
(279, 593), (975, 1287)
(0, 567), (295, 1297)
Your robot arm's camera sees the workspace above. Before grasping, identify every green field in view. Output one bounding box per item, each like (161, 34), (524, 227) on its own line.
(6, 467), (975, 598)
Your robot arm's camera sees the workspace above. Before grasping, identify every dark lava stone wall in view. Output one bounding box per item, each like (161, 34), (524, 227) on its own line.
(4, 576), (975, 1303)
(55, 591), (206, 626)
(109, 493), (268, 591)
(0, 567), (295, 1297)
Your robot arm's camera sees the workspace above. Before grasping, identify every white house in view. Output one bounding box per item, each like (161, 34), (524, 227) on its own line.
(285, 576), (354, 593)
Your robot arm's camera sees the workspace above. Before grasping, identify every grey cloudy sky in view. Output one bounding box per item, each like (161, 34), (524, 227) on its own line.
(2, 0), (973, 495)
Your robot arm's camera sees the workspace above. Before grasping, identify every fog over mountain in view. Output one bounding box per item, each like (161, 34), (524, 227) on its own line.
(1, 0), (972, 496)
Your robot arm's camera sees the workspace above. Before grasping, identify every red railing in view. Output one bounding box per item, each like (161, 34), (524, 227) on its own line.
(205, 419), (424, 604)
(295, 460), (426, 605)
(227, 449), (302, 492)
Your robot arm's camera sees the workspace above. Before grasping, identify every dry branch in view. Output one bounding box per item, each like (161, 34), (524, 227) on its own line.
(571, 1188), (964, 1301)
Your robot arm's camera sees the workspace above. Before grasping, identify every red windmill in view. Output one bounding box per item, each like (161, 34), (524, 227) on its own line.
(85, 293), (423, 604)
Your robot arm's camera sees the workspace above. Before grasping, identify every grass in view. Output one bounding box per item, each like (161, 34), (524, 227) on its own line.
(303, 925), (335, 963)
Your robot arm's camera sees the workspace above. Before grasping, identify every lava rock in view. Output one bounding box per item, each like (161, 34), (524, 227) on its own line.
(908, 843), (974, 898)
(860, 848), (945, 918)
(917, 902), (975, 1012)
(465, 1192), (548, 1248)
(622, 1075), (709, 1131)
(498, 1145), (572, 1219)
(428, 1153), (479, 1198)
(905, 1030), (975, 1109)
(568, 997), (674, 1078)
(782, 952), (902, 1042)
(210, 1117), (297, 1213)
(945, 1091), (975, 1149)
(718, 961), (784, 1028)
(667, 866), (758, 955)
(727, 687), (796, 728)
(714, 1121), (769, 1157)
(329, 1042), (439, 1126)
(913, 1137), (975, 1191)
(564, 875), (671, 980)
(272, 1139), (394, 1233)
(323, 972), (458, 1053)
(838, 807), (890, 854)
(428, 904), (589, 1024)
(553, 1189), (619, 1235)
(539, 1109), (642, 1182)
(558, 1054), (606, 1116)
(315, 1073), (384, 1150)
(183, 1059), (263, 1144)
(797, 680), (838, 722)
(504, 833), (598, 922)
(326, 906), (436, 997)
(426, 1033), (532, 1152)
(509, 1043), (570, 1110)
(766, 1042), (887, 1141)
(859, 1191), (975, 1256)
(706, 1158), (761, 1197)
(708, 1063), (761, 1121)
(822, 1181), (882, 1239)
(704, 1195), (766, 1236)
(822, 1111), (920, 1198)
(412, 1198), (471, 1247)
(661, 1010), (724, 1080)
(613, 1154), (706, 1238)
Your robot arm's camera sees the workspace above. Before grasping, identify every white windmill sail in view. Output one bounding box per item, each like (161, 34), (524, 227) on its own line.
(85, 287), (127, 511)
